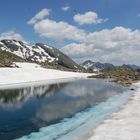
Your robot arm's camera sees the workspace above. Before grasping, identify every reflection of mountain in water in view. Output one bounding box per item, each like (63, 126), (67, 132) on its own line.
(0, 83), (66, 110)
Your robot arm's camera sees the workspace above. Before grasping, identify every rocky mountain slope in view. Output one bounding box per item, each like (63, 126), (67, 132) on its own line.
(0, 50), (25, 67)
(0, 39), (83, 71)
(82, 60), (140, 73)
(121, 64), (140, 72)
(89, 67), (140, 86)
(82, 60), (115, 72)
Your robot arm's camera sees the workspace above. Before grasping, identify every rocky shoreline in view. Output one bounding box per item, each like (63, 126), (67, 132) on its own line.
(88, 68), (140, 86)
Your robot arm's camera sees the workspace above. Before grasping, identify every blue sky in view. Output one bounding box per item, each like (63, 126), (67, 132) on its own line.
(0, 0), (140, 65)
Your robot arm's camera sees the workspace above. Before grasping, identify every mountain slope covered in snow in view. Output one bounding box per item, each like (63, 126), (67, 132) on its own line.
(0, 39), (83, 71)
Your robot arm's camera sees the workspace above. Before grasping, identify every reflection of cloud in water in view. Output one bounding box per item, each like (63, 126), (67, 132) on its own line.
(61, 81), (119, 97)
(18, 91), (131, 140)
(35, 80), (125, 124)
(0, 79), (127, 139)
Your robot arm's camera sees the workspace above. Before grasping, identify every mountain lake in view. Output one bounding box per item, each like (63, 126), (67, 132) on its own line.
(0, 79), (131, 140)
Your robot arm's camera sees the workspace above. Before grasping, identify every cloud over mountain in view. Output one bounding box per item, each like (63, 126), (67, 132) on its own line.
(28, 8), (140, 65)
(61, 27), (140, 65)
(0, 31), (24, 41)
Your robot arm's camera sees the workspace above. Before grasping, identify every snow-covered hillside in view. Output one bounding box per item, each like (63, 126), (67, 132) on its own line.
(0, 62), (92, 89)
(0, 40), (55, 62)
(0, 39), (82, 70)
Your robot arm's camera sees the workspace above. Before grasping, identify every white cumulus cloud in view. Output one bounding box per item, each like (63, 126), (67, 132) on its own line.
(61, 27), (140, 65)
(28, 9), (140, 65)
(61, 43), (94, 58)
(28, 8), (50, 24)
(0, 31), (24, 41)
(74, 11), (108, 25)
(34, 19), (87, 41)
(61, 5), (70, 11)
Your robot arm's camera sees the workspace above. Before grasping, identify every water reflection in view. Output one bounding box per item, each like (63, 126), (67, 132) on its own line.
(0, 84), (65, 111)
(35, 80), (125, 124)
(0, 79), (126, 140)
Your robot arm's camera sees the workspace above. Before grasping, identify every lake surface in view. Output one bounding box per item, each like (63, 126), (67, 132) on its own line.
(0, 79), (129, 140)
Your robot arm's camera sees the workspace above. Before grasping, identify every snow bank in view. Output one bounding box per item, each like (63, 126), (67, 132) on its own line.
(0, 62), (92, 89)
(87, 81), (140, 140)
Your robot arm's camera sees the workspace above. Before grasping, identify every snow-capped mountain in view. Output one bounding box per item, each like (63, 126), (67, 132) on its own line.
(121, 64), (140, 71)
(82, 60), (140, 73)
(82, 60), (115, 72)
(0, 39), (82, 70)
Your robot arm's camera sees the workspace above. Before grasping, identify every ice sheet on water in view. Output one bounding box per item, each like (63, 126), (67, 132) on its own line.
(15, 90), (131, 140)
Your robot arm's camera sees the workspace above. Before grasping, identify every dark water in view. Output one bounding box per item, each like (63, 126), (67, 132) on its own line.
(0, 79), (127, 140)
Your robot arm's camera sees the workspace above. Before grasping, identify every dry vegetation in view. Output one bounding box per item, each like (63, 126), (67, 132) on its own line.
(89, 68), (140, 86)
(0, 50), (25, 67)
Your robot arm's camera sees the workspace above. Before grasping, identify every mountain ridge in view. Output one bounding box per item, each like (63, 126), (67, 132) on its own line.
(0, 39), (84, 71)
(82, 60), (140, 72)
(81, 60), (115, 72)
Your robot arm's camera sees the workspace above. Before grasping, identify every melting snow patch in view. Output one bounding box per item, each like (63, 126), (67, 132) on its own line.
(88, 82), (140, 140)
